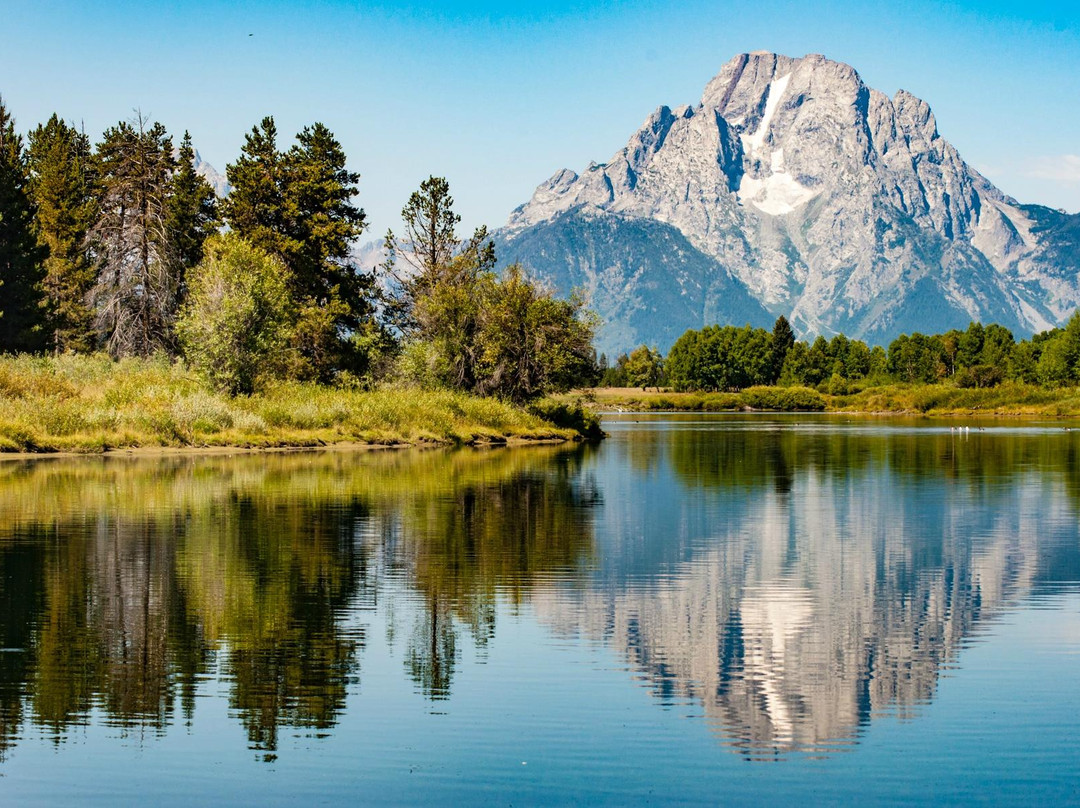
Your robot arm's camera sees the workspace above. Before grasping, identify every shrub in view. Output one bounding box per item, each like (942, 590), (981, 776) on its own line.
(528, 399), (605, 440)
(176, 234), (295, 396)
(740, 386), (825, 411)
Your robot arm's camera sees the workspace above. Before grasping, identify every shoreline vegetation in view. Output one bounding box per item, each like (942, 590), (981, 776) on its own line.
(1, 107), (605, 453)
(0, 353), (602, 455)
(573, 384), (1080, 417)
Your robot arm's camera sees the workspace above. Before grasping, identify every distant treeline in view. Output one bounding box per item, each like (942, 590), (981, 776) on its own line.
(0, 100), (596, 400)
(601, 314), (1080, 392)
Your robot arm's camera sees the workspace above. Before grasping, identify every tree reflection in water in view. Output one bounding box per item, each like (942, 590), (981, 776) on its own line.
(0, 445), (598, 758)
(0, 420), (1078, 762)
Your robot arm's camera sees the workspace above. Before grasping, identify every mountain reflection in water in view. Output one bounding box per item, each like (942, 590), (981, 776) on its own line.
(0, 416), (1078, 765)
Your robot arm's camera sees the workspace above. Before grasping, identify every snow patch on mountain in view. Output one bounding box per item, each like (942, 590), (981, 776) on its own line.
(497, 51), (1080, 352)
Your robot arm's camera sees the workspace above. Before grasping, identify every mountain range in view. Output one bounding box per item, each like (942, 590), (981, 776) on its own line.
(494, 51), (1080, 356)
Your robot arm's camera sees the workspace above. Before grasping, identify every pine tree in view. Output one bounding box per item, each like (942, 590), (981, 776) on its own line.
(86, 115), (178, 357)
(770, 314), (796, 382)
(27, 114), (97, 353)
(222, 117), (285, 256)
(381, 175), (494, 336)
(166, 131), (218, 279)
(0, 98), (47, 353)
(281, 122), (368, 317)
(224, 117), (377, 378)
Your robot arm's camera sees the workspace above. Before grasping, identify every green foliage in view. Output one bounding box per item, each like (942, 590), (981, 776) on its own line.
(527, 398), (604, 440)
(222, 117), (284, 254)
(739, 385), (826, 411)
(381, 177), (595, 402)
(954, 364), (1004, 389)
(403, 259), (597, 403)
(223, 117), (376, 379)
(474, 265), (597, 402)
(176, 234), (295, 395)
(667, 324), (776, 391)
(167, 131), (218, 274)
(770, 315), (795, 378)
(599, 352), (631, 387)
(956, 321), (984, 368)
(622, 345), (663, 390)
(0, 98), (48, 353)
(26, 114), (97, 353)
(888, 333), (944, 383)
(86, 116), (179, 357)
(380, 175), (495, 337)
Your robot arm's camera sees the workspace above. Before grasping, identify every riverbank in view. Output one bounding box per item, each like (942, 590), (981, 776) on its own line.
(576, 383), (1080, 416)
(0, 353), (601, 454)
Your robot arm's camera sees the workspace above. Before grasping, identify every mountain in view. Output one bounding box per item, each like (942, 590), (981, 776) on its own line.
(494, 51), (1080, 356)
(171, 146), (230, 196)
(192, 149), (229, 196)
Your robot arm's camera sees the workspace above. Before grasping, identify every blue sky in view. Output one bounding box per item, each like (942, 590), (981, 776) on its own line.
(5, 0), (1080, 240)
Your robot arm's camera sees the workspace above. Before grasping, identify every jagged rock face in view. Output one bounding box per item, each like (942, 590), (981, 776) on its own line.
(497, 51), (1080, 354)
(192, 150), (230, 197)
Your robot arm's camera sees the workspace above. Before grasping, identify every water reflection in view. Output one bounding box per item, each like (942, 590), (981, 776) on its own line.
(0, 418), (1078, 764)
(535, 417), (1080, 757)
(0, 446), (598, 758)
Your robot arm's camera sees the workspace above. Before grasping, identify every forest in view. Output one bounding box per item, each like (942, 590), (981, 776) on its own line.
(0, 100), (596, 403)
(601, 314), (1080, 395)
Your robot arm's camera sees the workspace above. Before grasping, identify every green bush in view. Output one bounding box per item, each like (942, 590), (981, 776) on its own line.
(176, 234), (296, 396)
(528, 399), (604, 440)
(740, 386), (825, 411)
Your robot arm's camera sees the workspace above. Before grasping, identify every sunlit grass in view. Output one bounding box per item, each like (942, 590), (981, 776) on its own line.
(0, 353), (576, 453)
(570, 382), (1080, 416)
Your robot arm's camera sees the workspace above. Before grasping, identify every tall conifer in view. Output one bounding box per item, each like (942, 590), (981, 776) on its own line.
(0, 98), (47, 353)
(86, 115), (178, 357)
(27, 115), (97, 352)
(222, 117), (284, 256)
(166, 131), (218, 279)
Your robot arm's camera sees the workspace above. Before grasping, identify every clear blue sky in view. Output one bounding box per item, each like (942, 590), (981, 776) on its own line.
(5, 0), (1080, 240)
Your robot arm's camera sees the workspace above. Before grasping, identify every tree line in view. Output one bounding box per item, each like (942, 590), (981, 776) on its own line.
(601, 314), (1080, 392)
(0, 100), (596, 400)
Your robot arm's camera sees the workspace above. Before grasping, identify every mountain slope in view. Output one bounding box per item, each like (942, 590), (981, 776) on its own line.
(495, 211), (772, 356)
(496, 51), (1080, 352)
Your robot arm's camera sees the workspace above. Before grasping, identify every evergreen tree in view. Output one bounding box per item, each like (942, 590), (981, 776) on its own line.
(381, 175), (494, 336)
(222, 117), (284, 256)
(27, 115), (97, 352)
(86, 116), (178, 357)
(166, 131), (218, 278)
(224, 118), (377, 378)
(769, 315), (795, 382)
(0, 98), (47, 353)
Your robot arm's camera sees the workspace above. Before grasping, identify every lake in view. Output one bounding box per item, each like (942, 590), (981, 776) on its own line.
(1, 413), (1079, 805)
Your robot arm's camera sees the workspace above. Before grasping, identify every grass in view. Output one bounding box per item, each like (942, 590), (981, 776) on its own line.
(0, 353), (588, 454)
(576, 386), (826, 412)
(573, 382), (1080, 416)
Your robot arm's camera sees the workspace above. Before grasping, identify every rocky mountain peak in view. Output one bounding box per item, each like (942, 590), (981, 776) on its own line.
(496, 52), (1080, 355)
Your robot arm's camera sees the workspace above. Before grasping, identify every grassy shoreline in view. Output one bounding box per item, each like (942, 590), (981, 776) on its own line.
(574, 383), (1080, 417)
(0, 354), (599, 455)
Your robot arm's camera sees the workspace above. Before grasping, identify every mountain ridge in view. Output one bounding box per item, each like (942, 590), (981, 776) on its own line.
(494, 51), (1080, 355)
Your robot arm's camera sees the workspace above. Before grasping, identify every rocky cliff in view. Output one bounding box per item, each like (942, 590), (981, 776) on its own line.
(495, 52), (1080, 355)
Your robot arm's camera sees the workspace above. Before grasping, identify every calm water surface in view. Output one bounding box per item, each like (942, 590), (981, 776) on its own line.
(1, 413), (1079, 804)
